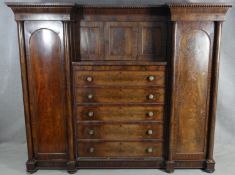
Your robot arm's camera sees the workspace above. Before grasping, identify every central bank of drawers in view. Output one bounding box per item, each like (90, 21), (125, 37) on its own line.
(74, 65), (165, 158)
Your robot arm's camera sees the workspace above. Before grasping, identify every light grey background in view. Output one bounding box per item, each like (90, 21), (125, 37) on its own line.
(0, 0), (235, 174)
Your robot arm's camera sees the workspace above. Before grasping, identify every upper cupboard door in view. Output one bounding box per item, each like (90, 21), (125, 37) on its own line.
(24, 21), (67, 160)
(79, 21), (167, 61)
(80, 22), (105, 60)
(104, 22), (138, 60)
(138, 22), (167, 61)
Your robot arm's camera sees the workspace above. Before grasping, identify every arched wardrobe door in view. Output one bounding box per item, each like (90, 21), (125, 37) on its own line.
(25, 22), (67, 159)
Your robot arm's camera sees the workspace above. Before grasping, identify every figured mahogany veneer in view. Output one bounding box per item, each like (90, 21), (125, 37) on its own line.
(75, 87), (165, 104)
(6, 1), (231, 174)
(76, 105), (164, 122)
(77, 123), (163, 140)
(74, 70), (165, 87)
(77, 141), (163, 158)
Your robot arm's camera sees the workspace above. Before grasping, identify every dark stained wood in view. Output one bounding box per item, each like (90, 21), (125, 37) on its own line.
(78, 141), (163, 157)
(80, 21), (104, 60)
(169, 4), (231, 21)
(7, 2), (231, 173)
(17, 21), (33, 158)
(25, 22), (67, 157)
(6, 2), (75, 21)
(104, 22), (138, 60)
(74, 69), (165, 87)
(166, 21), (177, 173)
(17, 21), (37, 173)
(174, 22), (214, 158)
(73, 65), (166, 70)
(77, 158), (164, 168)
(76, 105), (164, 122)
(166, 4), (230, 173)
(77, 123), (163, 140)
(138, 22), (167, 61)
(205, 21), (223, 173)
(63, 22), (76, 173)
(77, 21), (167, 61)
(75, 87), (165, 104)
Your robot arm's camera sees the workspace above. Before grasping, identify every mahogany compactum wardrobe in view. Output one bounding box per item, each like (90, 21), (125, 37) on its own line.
(6, 1), (231, 173)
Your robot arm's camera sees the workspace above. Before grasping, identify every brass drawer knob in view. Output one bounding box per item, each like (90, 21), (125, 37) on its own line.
(87, 94), (93, 99)
(146, 129), (153, 135)
(88, 129), (94, 135)
(148, 94), (155, 100)
(148, 76), (155, 81)
(147, 111), (154, 117)
(146, 147), (153, 153)
(88, 147), (95, 153)
(87, 111), (94, 117)
(86, 76), (93, 82)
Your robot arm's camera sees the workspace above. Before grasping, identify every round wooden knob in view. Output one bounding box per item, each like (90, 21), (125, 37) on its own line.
(89, 147), (95, 153)
(87, 94), (93, 99)
(148, 76), (155, 81)
(148, 94), (154, 100)
(146, 129), (153, 135)
(147, 111), (154, 117)
(88, 129), (94, 135)
(146, 147), (153, 153)
(87, 111), (94, 117)
(86, 76), (93, 82)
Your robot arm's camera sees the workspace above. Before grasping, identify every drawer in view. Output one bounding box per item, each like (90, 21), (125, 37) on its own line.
(75, 87), (165, 104)
(74, 71), (165, 87)
(78, 141), (163, 158)
(76, 105), (164, 122)
(73, 65), (166, 71)
(77, 123), (163, 140)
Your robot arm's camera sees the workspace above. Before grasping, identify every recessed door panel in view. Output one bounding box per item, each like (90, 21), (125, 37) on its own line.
(174, 22), (214, 160)
(80, 22), (104, 60)
(105, 22), (138, 60)
(25, 22), (67, 159)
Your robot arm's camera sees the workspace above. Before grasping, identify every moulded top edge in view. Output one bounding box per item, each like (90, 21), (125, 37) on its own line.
(168, 3), (232, 8)
(5, 2), (76, 7)
(5, 2), (232, 8)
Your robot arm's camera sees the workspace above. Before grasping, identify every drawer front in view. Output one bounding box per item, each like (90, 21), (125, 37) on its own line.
(74, 71), (165, 87)
(74, 65), (166, 71)
(75, 87), (165, 104)
(78, 142), (163, 157)
(76, 105), (164, 122)
(77, 124), (163, 140)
